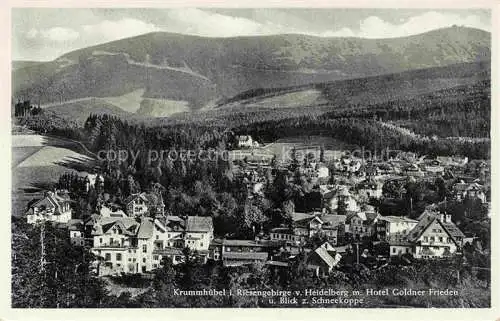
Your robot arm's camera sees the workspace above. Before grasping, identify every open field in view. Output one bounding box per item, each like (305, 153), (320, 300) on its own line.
(272, 136), (356, 149)
(224, 89), (328, 110)
(16, 146), (93, 168)
(101, 88), (145, 113)
(136, 97), (190, 117)
(12, 146), (41, 168)
(263, 136), (355, 160)
(12, 134), (96, 217)
(44, 100), (133, 126)
(231, 135), (354, 163)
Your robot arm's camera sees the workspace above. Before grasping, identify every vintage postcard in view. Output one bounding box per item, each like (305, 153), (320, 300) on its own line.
(3, 1), (499, 320)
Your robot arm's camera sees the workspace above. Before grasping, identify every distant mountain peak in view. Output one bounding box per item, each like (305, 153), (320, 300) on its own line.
(13, 25), (490, 118)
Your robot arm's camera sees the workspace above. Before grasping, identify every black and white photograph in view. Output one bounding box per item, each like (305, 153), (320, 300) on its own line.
(9, 6), (494, 310)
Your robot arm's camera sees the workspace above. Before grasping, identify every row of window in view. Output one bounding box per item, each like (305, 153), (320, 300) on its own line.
(71, 240), (85, 246)
(186, 240), (203, 247)
(103, 252), (153, 264)
(104, 233), (184, 245)
(272, 233), (294, 241)
(104, 263), (148, 273)
(156, 233), (180, 239)
(103, 252), (187, 265)
(422, 246), (450, 251)
(152, 254), (180, 261)
(224, 247), (261, 252)
(99, 237), (125, 246)
(392, 246), (450, 253)
(105, 253), (121, 261)
(423, 236), (452, 243)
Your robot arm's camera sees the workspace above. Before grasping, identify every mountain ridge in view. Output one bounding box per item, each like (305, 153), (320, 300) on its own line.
(44, 26), (493, 61)
(12, 26), (490, 115)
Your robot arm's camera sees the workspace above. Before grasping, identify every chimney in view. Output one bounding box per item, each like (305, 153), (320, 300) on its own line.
(445, 214), (451, 223)
(439, 213), (445, 223)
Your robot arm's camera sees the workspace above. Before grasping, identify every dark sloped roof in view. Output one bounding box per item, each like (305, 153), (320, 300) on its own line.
(137, 218), (154, 239)
(101, 222), (117, 234)
(270, 227), (294, 234)
(124, 193), (143, 205)
(320, 214), (346, 227)
(210, 238), (223, 244)
(345, 212), (358, 223)
(67, 219), (83, 230)
(84, 214), (101, 226)
(311, 246), (339, 268)
(407, 211), (464, 246)
(441, 222), (466, 240)
(291, 212), (315, 222)
(365, 211), (379, 224)
(222, 239), (263, 247)
(407, 212), (436, 243)
(32, 193), (70, 213)
(379, 216), (418, 224)
(91, 217), (139, 236)
(125, 192), (164, 206)
(143, 192), (164, 206)
(223, 252), (268, 260)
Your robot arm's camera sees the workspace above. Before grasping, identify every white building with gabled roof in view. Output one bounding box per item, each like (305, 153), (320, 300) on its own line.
(237, 135), (259, 148)
(124, 192), (165, 217)
(376, 216), (419, 241)
(26, 190), (72, 224)
(406, 211), (464, 259)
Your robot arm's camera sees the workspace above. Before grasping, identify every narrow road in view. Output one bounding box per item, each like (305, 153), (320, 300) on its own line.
(93, 50), (210, 81)
(40, 97), (101, 109)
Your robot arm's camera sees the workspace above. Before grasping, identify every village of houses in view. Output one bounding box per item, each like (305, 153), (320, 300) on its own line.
(24, 134), (490, 278)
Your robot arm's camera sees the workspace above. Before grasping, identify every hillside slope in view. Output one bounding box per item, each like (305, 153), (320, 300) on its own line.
(12, 26), (490, 112)
(12, 60), (44, 71)
(217, 60), (490, 110)
(43, 100), (134, 126)
(26, 59), (489, 127)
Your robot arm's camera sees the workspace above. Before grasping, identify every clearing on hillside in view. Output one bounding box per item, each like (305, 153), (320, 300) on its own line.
(12, 134), (96, 217)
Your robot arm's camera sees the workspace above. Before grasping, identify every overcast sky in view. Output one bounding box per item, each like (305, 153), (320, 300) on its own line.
(12, 8), (491, 61)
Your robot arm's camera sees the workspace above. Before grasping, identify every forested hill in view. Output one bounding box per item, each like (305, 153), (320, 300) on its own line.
(77, 80), (489, 174)
(13, 26), (489, 112)
(14, 67), (490, 160)
(166, 74), (491, 140)
(216, 60), (490, 109)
